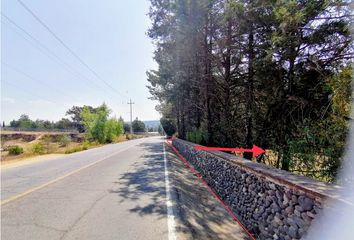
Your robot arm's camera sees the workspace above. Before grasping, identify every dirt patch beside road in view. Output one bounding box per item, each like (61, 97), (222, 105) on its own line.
(0, 131), (83, 162)
(1, 153), (65, 168)
(1, 131), (145, 164)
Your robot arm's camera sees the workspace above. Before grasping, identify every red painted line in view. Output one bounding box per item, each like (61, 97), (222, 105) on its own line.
(165, 140), (257, 240)
(194, 145), (265, 157)
(195, 146), (252, 152)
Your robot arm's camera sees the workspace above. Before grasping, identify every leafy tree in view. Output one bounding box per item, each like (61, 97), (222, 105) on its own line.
(286, 67), (352, 182)
(132, 118), (146, 132)
(9, 115), (75, 130)
(54, 118), (75, 129)
(10, 114), (35, 128)
(81, 103), (123, 143)
(81, 104), (109, 143)
(34, 120), (54, 129)
(66, 105), (97, 132)
(105, 118), (124, 143)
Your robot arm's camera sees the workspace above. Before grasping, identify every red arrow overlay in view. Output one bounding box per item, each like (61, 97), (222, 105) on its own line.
(194, 144), (265, 157)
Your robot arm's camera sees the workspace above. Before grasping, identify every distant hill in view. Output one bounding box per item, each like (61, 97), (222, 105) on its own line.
(143, 120), (160, 128)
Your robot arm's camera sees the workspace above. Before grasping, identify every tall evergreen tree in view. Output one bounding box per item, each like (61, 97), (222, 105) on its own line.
(147, 0), (353, 182)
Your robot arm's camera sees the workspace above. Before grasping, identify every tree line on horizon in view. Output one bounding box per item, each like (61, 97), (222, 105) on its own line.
(6, 104), (154, 142)
(148, 0), (353, 182)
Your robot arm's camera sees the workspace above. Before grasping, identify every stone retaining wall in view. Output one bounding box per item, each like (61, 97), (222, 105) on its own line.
(172, 139), (339, 240)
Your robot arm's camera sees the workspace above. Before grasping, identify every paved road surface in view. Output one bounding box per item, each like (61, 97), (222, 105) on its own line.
(1, 137), (251, 240)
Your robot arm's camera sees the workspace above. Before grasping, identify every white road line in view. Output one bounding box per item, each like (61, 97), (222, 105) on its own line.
(163, 143), (177, 240)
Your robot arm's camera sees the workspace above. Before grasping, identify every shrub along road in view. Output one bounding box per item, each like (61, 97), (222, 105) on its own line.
(1, 137), (249, 239)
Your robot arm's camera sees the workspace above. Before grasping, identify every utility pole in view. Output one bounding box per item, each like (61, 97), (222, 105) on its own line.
(127, 99), (134, 134)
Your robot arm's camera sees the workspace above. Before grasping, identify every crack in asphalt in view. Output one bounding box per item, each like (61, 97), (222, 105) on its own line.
(58, 191), (110, 240)
(34, 222), (67, 233)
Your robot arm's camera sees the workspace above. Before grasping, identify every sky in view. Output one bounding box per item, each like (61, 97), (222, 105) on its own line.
(1, 0), (160, 124)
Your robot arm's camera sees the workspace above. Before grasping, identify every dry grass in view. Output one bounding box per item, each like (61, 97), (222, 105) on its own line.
(1, 132), (145, 164)
(1, 141), (83, 162)
(1, 132), (82, 162)
(113, 135), (128, 143)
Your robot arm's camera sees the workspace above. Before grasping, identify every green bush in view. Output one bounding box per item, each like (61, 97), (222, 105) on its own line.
(59, 135), (71, 147)
(8, 145), (24, 155)
(81, 104), (123, 143)
(105, 119), (123, 143)
(32, 142), (45, 154)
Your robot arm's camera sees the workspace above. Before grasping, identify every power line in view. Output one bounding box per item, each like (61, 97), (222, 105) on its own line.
(1, 61), (75, 100)
(2, 79), (57, 105)
(1, 18), (124, 112)
(1, 13), (112, 95)
(17, 0), (129, 100)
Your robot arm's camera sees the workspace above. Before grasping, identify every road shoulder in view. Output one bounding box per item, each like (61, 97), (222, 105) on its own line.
(1, 154), (65, 169)
(165, 143), (252, 240)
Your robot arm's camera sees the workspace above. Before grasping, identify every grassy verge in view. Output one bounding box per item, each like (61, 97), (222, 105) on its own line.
(1, 133), (146, 163)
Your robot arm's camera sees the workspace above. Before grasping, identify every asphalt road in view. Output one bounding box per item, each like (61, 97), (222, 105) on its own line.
(1, 136), (251, 240)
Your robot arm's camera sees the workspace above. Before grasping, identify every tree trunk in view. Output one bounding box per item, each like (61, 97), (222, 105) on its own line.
(204, 8), (213, 145)
(244, 27), (254, 160)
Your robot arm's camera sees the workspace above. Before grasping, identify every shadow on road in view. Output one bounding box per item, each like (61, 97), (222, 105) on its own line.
(111, 141), (167, 219)
(111, 140), (251, 240)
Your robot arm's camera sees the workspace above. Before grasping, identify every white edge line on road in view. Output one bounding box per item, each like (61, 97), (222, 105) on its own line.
(163, 143), (177, 240)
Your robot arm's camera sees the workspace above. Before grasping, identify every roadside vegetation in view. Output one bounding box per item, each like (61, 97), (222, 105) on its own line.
(1, 132), (83, 162)
(81, 103), (124, 143)
(1, 103), (158, 163)
(8, 145), (24, 155)
(149, 0), (353, 183)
